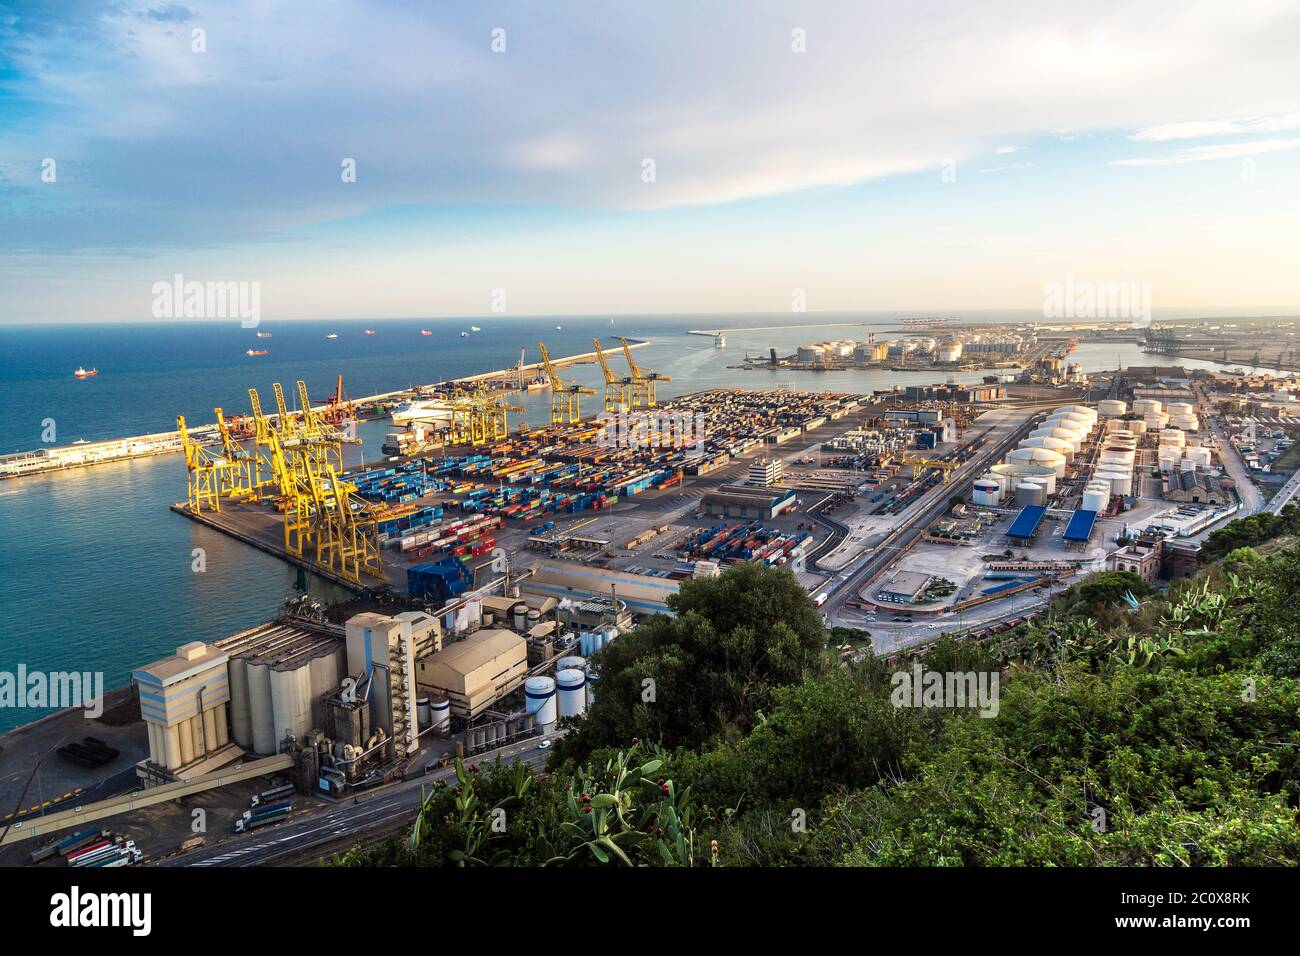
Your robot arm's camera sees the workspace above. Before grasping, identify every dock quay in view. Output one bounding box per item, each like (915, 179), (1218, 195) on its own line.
(0, 340), (650, 483)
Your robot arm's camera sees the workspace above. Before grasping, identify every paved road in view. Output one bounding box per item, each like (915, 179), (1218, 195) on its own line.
(1197, 385), (1265, 514)
(155, 738), (553, 867)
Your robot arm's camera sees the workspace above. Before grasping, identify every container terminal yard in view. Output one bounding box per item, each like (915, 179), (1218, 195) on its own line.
(3, 337), (1300, 869)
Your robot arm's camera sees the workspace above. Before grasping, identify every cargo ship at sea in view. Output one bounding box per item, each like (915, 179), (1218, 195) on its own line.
(74, 366), (98, 378)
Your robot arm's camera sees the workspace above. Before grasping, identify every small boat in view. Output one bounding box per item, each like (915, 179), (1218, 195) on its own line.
(469, 325), (481, 333)
(325, 333), (338, 339)
(364, 329), (376, 336)
(555, 324), (562, 331)
(246, 348), (269, 356)
(255, 331), (272, 339)
(460, 331), (469, 338)
(420, 330), (433, 336)
(74, 367), (98, 378)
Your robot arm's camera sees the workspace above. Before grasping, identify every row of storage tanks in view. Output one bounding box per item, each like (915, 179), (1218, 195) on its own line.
(522, 627), (619, 726)
(1099, 398), (1199, 434)
(973, 405), (1098, 508)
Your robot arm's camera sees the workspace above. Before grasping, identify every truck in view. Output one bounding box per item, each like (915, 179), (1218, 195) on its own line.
(235, 800), (292, 833)
(29, 828), (109, 864)
(85, 845), (144, 867)
(70, 839), (138, 867)
(250, 783), (296, 808)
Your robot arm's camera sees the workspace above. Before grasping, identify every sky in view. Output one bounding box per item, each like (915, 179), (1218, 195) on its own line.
(1, 0), (1299, 323)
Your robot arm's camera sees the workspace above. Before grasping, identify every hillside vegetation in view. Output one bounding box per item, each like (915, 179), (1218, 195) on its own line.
(335, 515), (1300, 867)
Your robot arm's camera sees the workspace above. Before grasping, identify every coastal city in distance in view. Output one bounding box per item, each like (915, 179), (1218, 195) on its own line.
(1, 0), (1296, 933)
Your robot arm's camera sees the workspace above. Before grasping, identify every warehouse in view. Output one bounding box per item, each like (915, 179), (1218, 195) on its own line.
(1162, 471), (1231, 505)
(877, 570), (931, 604)
(702, 484), (797, 519)
(524, 560), (680, 616)
(415, 629), (528, 718)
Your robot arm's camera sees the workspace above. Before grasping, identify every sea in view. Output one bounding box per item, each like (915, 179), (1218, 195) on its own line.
(0, 310), (1285, 732)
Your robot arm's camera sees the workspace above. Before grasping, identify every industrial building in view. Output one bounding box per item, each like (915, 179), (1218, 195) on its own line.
(132, 641), (236, 784)
(524, 560), (680, 616)
(877, 571), (931, 604)
(415, 629), (528, 719)
(747, 457), (784, 487)
(702, 484), (798, 520)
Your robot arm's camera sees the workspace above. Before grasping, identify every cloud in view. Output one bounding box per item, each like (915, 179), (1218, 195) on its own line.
(1129, 110), (1300, 142)
(993, 145), (1023, 154)
(978, 161), (1034, 173)
(3, 0), (1300, 256)
(1110, 138), (1300, 166)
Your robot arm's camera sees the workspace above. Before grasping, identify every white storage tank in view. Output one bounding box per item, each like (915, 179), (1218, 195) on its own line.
(1185, 446), (1212, 469)
(525, 676), (557, 727)
(1146, 412), (1170, 429)
(1019, 435), (1074, 461)
(972, 479), (1001, 506)
(599, 625), (620, 650)
(556, 655), (587, 674)
(556, 668), (587, 718)
(1128, 418), (1148, 434)
(1158, 446), (1182, 473)
(1132, 399), (1162, 416)
(430, 696), (451, 733)
(1097, 399), (1127, 416)
(1159, 429), (1186, 447)
(1166, 402), (1194, 416)
(1006, 446), (1066, 478)
(990, 462), (1057, 495)
(1082, 485), (1110, 512)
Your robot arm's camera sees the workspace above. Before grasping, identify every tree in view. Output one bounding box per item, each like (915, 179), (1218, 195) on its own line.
(551, 563), (828, 764)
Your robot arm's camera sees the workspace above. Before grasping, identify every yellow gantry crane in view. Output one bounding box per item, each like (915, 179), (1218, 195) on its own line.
(538, 342), (595, 425)
(895, 455), (961, 483)
(594, 338), (633, 413)
(620, 337), (669, 407)
(177, 415), (226, 513)
(213, 407), (259, 500)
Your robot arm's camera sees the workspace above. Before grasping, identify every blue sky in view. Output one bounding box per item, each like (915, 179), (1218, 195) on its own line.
(2, 0), (1299, 322)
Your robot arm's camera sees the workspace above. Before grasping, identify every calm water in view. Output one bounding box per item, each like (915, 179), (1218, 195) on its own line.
(0, 312), (1273, 731)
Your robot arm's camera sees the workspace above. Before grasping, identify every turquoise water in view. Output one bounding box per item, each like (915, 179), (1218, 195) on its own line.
(0, 312), (1265, 731)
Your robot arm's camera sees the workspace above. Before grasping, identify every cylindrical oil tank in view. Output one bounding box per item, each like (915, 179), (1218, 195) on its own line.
(600, 625), (620, 650)
(1160, 429), (1186, 447)
(1185, 446), (1212, 468)
(1166, 402), (1194, 416)
(482, 610), (494, 628)
(1128, 418), (1148, 434)
(1097, 399), (1127, 416)
(512, 602), (528, 631)
(586, 670), (599, 707)
(971, 480), (1001, 506)
(227, 655), (254, 749)
(989, 462), (1057, 495)
(270, 662), (313, 750)
(1016, 480), (1047, 507)
(430, 697), (450, 733)
(1158, 447), (1182, 472)
(1019, 435), (1074, 460)
(416, 697), (431, 728)
(1082, 485), (1110, 512)
(526, 609), (541, 631)
(246, 659), (276, 755)
(1180, 459), (1197, 473)
(556, 669), (587, 718)
(556, 655), (587, 674)
(1132, 399), (1162, 416)
(1006, 447), (1066, 478)
(1099, 447), (1135, 465)
(525, 676), (557, 726)
(1055, 405), (1096, 419)
(1146, 412), (1169, 429)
